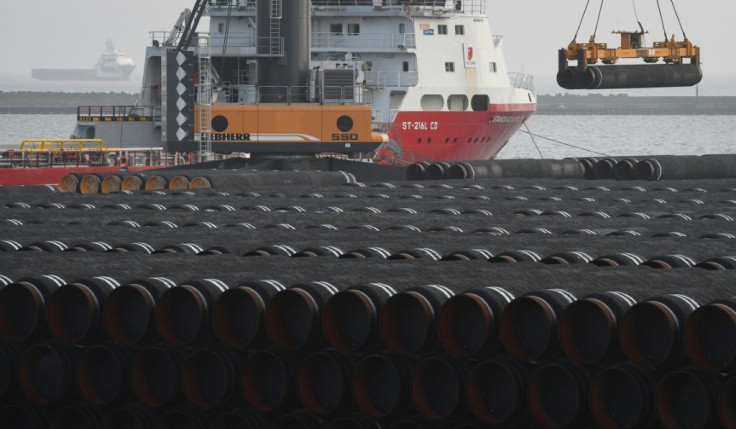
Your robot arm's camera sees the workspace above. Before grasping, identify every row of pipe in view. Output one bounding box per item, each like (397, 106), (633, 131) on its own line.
(407, 159), (586, 181)
(4, 239), (736, 269)
(58, 170), (356, 194)
(4, 274), (736, 372)
(6, 339), (736, 428)
(408, 155), (736, 182)
(580, 154), (736, 181)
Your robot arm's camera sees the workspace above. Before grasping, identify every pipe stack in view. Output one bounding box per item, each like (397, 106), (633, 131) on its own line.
(4, 168), (736, 427)
(409, 154), (736, 182)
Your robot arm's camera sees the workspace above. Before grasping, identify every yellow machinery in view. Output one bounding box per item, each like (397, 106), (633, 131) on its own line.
(194, 104), (388, 155)
(558, 1), (702, 90)
(562, 30), (699, 66)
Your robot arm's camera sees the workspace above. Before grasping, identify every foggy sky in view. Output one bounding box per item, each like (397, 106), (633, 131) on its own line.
(1, 0), (733, 94)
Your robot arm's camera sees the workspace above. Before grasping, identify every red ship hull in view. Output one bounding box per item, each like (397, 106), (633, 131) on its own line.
(385, 103), (535, 163)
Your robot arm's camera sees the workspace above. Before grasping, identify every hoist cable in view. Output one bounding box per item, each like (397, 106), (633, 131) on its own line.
(573, 0), (592, 42)
(669, 0), (688, 40)
(655, 0), (669, 40)
(593, 0), (605, 39)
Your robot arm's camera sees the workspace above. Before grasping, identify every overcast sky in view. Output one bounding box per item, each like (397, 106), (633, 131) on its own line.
(1, 0), (733, 94)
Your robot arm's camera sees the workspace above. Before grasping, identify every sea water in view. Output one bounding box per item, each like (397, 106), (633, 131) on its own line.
(1, 113), (734, 159)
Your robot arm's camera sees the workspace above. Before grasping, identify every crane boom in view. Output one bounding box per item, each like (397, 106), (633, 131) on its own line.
(176, 0), (209, 52)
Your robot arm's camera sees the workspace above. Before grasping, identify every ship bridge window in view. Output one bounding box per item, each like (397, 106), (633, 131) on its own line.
(399, 23), (406, 34)
(438, 25), (448, 35)
(420, 94), (444, 111)
(330, 24), (343, 34)
(403, 61), (410, 72)
(455, 25), (464, 35)
(448, 95), (468, 111)
(445, 62), (455, 72)
(471, 95), (490, 111)
(347, 24), (361, 35)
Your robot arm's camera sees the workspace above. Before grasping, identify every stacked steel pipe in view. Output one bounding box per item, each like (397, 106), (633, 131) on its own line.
(4, 163), (736, 427)
(410, 154), (736, 182)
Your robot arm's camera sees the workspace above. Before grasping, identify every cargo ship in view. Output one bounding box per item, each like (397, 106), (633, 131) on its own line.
(66, 0), (536, 165)
(31, 40), (136, 81)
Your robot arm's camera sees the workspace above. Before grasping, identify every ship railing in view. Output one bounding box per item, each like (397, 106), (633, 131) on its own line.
(365, 71), (418, 88)
(1, 140), (174, 169)
(256, 86), (365, 104)
(207, 0), (256, 9)
(311, 0), (485, 14)
(208, 32), (257, 49)
(508, 72), (536, 93)
(77, 106), (159, 122)
(312, 32), (416, 51)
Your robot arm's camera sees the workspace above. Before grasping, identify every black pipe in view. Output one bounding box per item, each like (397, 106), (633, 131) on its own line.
(20, 341), (78, 404)
(189, 170), (355, 190)
(0, 341), (21, 400)
(406, 162), (429, 181)
(156, 278), (232, 346)
(620, 294), (701, 370)
(352, 352), (413, 419)
(499, 289), (579, 361)
(212, 408), (269, 429)
(0, 404), (49, 429)
(213, 280), (287, 349)
(297, 350), (354, 416)
(657, 368), (721, 429)
(271, 410), (323, 429)
(438, 286), (516, 359)
(446, 159), (584, 180)
(557, 64), (702, 90)
(614, 158), (640, 180)
(100, 404), (157, 429)
(590, 362), (658, 429)
(46, 276), (120, 344)
(77, 344), (131, 406)
(130, 345), (184, 408)
(719, 377), (736, 429)
(265, 282), (341, 352)
(104, 277), (177, 345)
(157, 409), (210, 429)
(51, 405), (102, 429)
(466, 355), (533, 426)
(592, 158), (619, 180)
(181, 345), (244, 411)
(241, 348), (296, 413)
(426, 162), (451, 181)
(684, 299), (736, 373)
(411, 355), (469, 422)
(388, 416), (442, 429)
(527, 360), (591, 428)
(0, 275), (67, 343)
(635, 154), (736, 181)
(380, 285), (456, 356)
(326, 413), (382, 429)
(558, 291), (638, 366)
(323, 283), (402, 354)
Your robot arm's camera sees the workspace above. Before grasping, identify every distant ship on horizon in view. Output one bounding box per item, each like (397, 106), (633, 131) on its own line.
(31, 40), (136, 81)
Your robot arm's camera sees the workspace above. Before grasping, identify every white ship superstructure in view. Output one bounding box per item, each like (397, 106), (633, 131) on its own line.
(72, 0), (535, 163)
